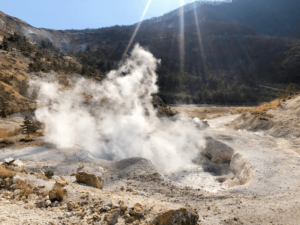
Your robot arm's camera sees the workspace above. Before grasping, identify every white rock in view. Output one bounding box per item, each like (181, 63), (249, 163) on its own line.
(4, 158), (15, 165)
(12, 160), (24, 168)
(45, 200), (51, 206)
(52, 176), (61, 181)
(14, 190), (20, 196)
(44, 195), (49, 200)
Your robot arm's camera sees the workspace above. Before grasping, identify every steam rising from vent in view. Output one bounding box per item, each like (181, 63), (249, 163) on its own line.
(29, 45), (205, 172)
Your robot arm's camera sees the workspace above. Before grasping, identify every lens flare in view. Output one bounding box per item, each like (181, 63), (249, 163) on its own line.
(179, 0), (185, 72)
(123, 0), (152, 57)
(193, 0), (207, 73)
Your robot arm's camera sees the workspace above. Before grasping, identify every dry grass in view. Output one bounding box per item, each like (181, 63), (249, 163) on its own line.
(203, 107), (212, 113)
(0, 128), (24, 145)
(0, 165), (14, 179)
(15, 179), (33, 197)
(215, 113), (223, 117)
(50, 187), (66, 201)
(0, 128), (20, 139)
(235, 107), (251, 113)
(200, 115), (210, 119)
(251, 99), (282, 114)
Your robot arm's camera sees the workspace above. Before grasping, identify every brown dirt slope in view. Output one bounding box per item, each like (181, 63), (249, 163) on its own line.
(0, 49), (36, 114)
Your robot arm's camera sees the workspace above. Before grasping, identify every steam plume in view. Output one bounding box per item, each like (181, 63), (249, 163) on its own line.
(29, 44), (205, 172)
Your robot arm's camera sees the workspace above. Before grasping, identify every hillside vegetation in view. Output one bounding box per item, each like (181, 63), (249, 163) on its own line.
(0, 0), (299, 105)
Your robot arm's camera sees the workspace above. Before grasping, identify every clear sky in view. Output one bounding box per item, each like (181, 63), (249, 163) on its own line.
(0, 0), (205, 30)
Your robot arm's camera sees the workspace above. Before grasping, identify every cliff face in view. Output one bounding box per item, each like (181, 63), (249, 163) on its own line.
(1, 0), (300, 54)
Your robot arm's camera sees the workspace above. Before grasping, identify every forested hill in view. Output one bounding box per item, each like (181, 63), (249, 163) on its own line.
(196, 0), (300, 37)
(0, 0), (300, 105)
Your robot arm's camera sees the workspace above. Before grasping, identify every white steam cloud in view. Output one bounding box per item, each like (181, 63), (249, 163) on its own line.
(29, 45), (205, 172)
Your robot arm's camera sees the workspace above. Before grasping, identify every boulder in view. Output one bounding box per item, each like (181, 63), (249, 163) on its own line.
(55, 180), (67, 187)
(150, 208), (199, 225)
(75, 171), (104, 189)
(121, 204), (128, 211)
(67, 201), (75, 210)
(130, 203), (144, 217)
(104, 209), (120, 225)
(45, 200), (51, 207)
(12, 159), (23, 168)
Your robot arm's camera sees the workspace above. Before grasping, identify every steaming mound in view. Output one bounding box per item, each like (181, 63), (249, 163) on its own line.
(28, 45), (206, 173)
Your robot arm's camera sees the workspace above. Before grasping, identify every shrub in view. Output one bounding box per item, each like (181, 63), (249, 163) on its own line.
(203, 107), (211, 113)
(50, 187), (66, 202)
(235, 107), (251, 113)
(0, 166), (14, 179)
(15, 179), (33, 197)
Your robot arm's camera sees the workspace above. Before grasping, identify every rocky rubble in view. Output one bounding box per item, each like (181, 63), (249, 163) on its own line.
(0, 157), (199, 225)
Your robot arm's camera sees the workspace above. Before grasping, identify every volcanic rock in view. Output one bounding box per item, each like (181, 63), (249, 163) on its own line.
(75, 171), (104, 189)
(130, 203), (144, 217)
(150, 208), (199, 225)
(104, 209), (120, 225)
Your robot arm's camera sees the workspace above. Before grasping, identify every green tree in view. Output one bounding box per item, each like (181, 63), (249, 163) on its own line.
(0, 98), (8, 118)
(1, 37), (9, 51)
(286, 83), (295, 97)
(21, 116), (37, 137)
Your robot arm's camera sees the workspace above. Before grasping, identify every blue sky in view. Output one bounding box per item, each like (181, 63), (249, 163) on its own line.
(0, 0), (205, 30)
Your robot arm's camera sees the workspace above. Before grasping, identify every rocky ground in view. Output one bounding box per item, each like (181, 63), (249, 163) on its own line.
(1, 97), (300, 224)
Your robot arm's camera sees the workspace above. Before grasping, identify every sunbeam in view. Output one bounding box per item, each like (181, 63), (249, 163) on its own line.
(193, 0), (207, 74)
(179, 0), (185, 72)
(123, 0), (152, 58)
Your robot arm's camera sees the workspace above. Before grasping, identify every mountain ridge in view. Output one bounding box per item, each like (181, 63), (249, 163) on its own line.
(0, 0), (300, 105)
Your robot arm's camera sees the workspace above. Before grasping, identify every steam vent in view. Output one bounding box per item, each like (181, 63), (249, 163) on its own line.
(1, 0), (300, 224)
